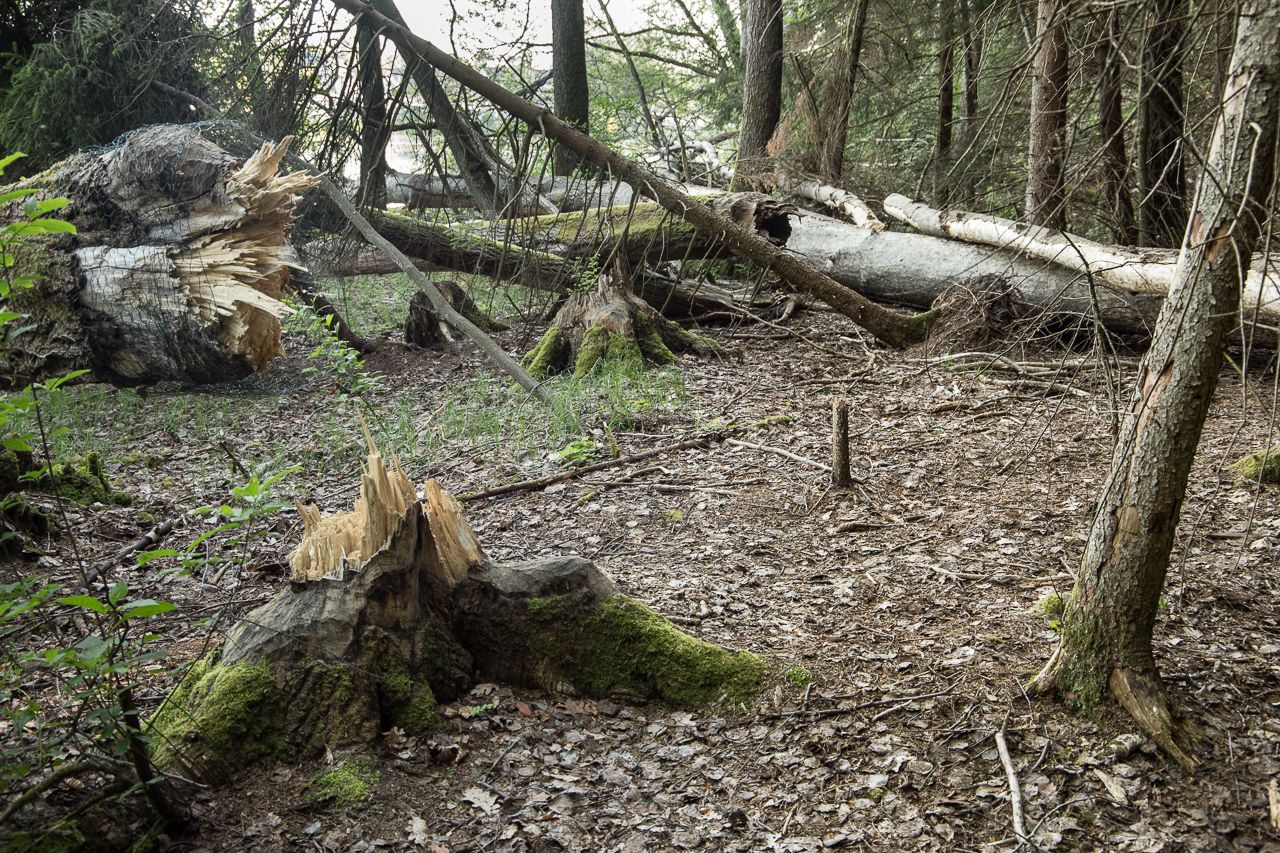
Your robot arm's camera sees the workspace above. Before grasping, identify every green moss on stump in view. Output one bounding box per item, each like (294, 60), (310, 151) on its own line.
(1232, 448), (1280, 482)
(359, 627), (441, 735)
(521, 326), (566, 378)
(526, 594), (764, 706)
(574, 327), (645, 377)
(307, 761), (379, 809)
(148, 658), (284, 777)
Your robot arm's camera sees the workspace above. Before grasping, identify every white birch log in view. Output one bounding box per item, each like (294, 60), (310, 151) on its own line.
(884, 194), (1280, 328)
(778, 174), (886, 230)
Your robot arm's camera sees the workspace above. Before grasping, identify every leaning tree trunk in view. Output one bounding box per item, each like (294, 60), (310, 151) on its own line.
(149, 438), (763, 783)
(0, 125), (314, 387)
(1029, 0), (1280, 770)
(331, 0), (936, 350)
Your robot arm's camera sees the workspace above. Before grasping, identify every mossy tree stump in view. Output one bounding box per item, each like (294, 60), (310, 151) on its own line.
(521, 257), (726, 378)
(150, 434), (763, 783)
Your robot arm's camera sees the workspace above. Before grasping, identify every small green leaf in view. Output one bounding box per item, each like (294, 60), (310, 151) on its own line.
(108, 580), (128, 605)
(2, 437), (31, 452)
(137, 549), (178, 566)
(56, 595), (108, 614)
(0, 189), (36, 205)
(121, 599), (176, 619)
(73, 635), (110, 662)
(0, 152), (25, 173)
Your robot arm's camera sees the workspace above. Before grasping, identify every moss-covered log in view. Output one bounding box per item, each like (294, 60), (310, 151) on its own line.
(521, 257), (725, 378)
(0, 125), (316, 387)
(150, 437), (762, 783)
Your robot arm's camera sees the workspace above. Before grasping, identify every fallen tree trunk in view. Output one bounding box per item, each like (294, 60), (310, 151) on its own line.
(0, 126), (315, 387)
(785, 210), (1167, 338)
(331, 0), (934, 350)
(885, 194), (1280, 332)
(775, 173), (885, 230)
(149, 438), (763, 783)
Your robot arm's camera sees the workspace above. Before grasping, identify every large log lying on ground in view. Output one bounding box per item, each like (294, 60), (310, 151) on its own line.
(884, 194), (1280, 335)
(148, 437), (763, 783)
(1, 126), (315, 387)
(785, 210), (1166, 338)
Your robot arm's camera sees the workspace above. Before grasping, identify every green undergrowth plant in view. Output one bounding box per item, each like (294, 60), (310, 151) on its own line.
(141, 465), (298, 585)
(283, 297), (382, 400)
(395, 358), (688, 473)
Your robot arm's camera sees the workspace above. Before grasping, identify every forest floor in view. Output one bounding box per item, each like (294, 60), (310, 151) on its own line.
(4, 294), (1280, 853)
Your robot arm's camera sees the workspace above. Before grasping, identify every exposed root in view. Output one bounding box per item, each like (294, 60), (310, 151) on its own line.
(1027, 643), (1063, 696)
(1108, 666), (1201, 771)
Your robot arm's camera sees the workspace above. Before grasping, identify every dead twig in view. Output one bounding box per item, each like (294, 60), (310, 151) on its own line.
(995, 730), (1027, 843)
(725, 438), (833, 473)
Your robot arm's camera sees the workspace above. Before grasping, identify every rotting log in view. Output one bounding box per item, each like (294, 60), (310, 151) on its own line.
(149, 435), (763, 783)
(0, 126), (316, 387)
(785, 210), (1166, 339)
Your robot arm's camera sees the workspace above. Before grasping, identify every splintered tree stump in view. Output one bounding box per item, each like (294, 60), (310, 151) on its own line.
(149, 432), (762, 783)
(404, 280), (508, 349)
(0, 125), (316, 387)
(521, 258), (727, 378)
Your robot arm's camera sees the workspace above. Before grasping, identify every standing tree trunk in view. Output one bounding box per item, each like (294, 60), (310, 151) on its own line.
(957, 0), (983, 205)
(1029, 0), (1280, 770)
(733, 0), (783, 188)
(933, 0), (956, 207)
(1029, 0), (1069, 229)
(357, 19), (389, 209)
(552, 0), (590, 176)
(1138, 0), (1189, 248)
(1098, 7), (1138, 245)
(819, 0), (871, 180)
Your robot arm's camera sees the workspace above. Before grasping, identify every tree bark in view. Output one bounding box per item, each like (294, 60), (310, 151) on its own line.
(329, 0), (937, 349)
(1029, 0), (1069, 230)
(785, 209), (1166, 338)
(1097, 7), (1138, 246)
(357, 19), (389, 209)
(1138, 0), (1189, 248)
(151, 444), (763, 782)
(882, 193), (1280, 334)
(933, 0), (956, 207)
(552, 0), (591, 176)
(776, 173), (885, 230)
(0, 126), (314, 387)
(733, 0), (784, 186)
(958, 0), (983, 207)
(1029, 0), (1280, 769)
